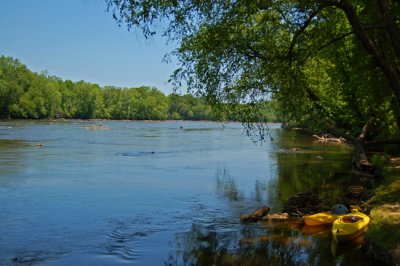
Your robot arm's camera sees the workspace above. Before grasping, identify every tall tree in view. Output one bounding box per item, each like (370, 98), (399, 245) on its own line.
(107, 0), (400, 172)
(74, 81), (104, 119)
(0, 56), (32, 118)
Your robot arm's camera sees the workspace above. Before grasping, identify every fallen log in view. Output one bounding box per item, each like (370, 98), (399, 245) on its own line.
(313, 134), (346, 143)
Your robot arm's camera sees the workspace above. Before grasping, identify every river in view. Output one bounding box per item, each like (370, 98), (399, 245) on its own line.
(0, 120), (374, 265)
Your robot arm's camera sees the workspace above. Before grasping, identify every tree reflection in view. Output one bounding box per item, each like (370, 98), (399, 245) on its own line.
(215, 168), (243, 201)
(271, 129), (354, 207)
(165, 220), (374, 266)
(165, 130), (374, 266)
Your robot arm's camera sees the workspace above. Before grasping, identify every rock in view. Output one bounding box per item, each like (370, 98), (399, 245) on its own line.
(262, 212), (289, 222)
(240, 206), (271, 223)
(251, 206), (271, 218)
(81, 125), (110, 130)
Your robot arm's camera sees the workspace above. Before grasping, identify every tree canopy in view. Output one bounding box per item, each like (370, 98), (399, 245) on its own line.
(0, 55), (276, 122)
(107, 0), (400, 169)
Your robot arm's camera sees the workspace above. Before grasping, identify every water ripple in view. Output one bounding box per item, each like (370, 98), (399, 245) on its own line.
(101, 216), (173, 262)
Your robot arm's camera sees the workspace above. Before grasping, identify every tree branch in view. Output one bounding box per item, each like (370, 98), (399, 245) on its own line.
(244, 43), (288, 62)
(286, 7), (323, 59)
(377, 0), (400, 59)
(358, 117), (374, 141)
(317, 25), (384, 52)
(333, 0), (400, 111)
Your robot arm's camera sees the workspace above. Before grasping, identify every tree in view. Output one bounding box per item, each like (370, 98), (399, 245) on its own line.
(107, 0), (400, 173)
(74, 81), (104, 119)
(134, 86), (169, 120)
(0, 56), (32, 118)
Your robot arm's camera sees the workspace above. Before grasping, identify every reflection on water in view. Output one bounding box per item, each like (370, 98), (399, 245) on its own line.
(216, 169), (243, 201)
(167, 218), (372, 266)
(169, 146), (372, 265)
(0, 121), (375, 265)
(272, 129), (353, 208)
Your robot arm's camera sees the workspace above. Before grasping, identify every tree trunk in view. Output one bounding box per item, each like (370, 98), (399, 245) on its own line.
(352, 119), (375, 173)
(324, 118), (376, 174)
(353, 138), (375, 173)
(335, 0), (400, 117)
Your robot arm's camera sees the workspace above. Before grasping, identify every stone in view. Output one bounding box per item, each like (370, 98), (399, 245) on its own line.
(240, 206), (271, 223)
(251, 206), (271, 218)
(262, 212), (289, 222)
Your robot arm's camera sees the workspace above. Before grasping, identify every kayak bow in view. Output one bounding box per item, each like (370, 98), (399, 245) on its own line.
(332, 211), (370, 243)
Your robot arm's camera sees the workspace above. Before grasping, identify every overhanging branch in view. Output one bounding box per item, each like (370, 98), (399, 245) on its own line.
(286, 6), (323, 59)
(317, 25), (384, 52)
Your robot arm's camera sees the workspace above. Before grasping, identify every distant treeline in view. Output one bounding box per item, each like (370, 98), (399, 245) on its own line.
(0, 55), (277, 121)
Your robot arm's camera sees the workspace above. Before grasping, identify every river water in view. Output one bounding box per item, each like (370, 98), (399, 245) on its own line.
(0, 120), (374, 265)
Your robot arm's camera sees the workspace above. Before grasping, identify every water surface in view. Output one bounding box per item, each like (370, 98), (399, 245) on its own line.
(0, 120), (373, 265)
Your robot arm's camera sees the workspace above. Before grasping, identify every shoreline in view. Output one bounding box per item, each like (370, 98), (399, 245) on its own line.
(0, 118), (282, 125)
(363, 156), (400, 265)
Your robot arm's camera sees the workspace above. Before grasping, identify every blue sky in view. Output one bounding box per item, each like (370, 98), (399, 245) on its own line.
(0, 0), (178, 94)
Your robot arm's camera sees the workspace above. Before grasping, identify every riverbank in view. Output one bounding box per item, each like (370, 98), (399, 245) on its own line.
(364, 156), (400, 265)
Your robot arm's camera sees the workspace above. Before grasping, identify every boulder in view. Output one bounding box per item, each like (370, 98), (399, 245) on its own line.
(261, 212), (289, 222)
(240, 206), (271, 223)
(251, 206), (271, 218)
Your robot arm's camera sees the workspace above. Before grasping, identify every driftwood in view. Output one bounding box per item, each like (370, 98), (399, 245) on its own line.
(313, 134), (346, 143)
(282, 191), (329, 217)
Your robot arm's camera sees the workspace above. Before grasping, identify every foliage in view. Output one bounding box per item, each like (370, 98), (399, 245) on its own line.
(0, 55), (277, 122)
(0, 56), (32, 118)
(366, 177), (400, 264)
(106, 0), (400, 142)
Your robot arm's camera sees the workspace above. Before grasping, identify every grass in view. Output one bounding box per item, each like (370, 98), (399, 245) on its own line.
(364, 158), (400, 265)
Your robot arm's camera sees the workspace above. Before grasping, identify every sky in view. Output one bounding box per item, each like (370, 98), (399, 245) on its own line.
(0, 0), (178, 94)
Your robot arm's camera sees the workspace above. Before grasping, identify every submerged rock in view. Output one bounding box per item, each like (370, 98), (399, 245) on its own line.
(81, 125), (110, 130)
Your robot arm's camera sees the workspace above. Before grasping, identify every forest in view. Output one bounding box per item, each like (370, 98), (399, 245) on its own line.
(0, 55), (277, 122)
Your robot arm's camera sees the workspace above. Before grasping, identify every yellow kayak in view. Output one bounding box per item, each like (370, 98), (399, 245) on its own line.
(332, 211), (370, 243)
(304, 211), (344, 226)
